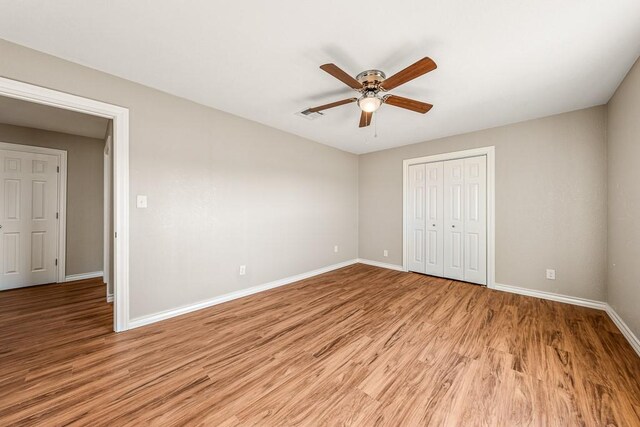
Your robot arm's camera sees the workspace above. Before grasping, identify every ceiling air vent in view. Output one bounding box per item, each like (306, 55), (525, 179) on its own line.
(296, 109), (324, 120)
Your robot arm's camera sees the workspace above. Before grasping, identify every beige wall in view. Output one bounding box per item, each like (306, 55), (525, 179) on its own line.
(359, 106), (608, 301)
(0, 39), (359, 319)
(607, 57), (640, 338)
(0, 123), (104, 276)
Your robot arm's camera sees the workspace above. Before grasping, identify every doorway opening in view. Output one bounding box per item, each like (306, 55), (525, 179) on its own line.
(0, 78), (129, 331)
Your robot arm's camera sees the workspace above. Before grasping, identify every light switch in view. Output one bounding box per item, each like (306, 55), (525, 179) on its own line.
(136, 195), (148, 208)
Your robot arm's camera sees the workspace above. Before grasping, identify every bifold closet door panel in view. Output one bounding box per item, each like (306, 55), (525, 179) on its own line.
(425, 162), (444, 276)
(407, 164), (426, 273)
(463, 156), (487, 285)
(443, 159), (465, 280)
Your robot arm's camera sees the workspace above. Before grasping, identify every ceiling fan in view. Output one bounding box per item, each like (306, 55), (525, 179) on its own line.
(303, 57), (437, 128)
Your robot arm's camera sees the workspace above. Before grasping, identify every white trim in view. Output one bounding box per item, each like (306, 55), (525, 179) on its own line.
(129, 259), (359, 329)
(493, 282), (607, 310)
(356, 258), (405, 271)
(605, 305), (640, 357)
(0, 141), (68, 285)
(59, 152), (67, 283)
(64, 271), (103, 282)
(103, 134), (112, 291)
(494, 282), (640, 357)
(402, 146), (496, 289)
(0, 76), (130, 332)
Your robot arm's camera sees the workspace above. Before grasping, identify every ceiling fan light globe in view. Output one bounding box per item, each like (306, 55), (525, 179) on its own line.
(358, 95), (382, 113)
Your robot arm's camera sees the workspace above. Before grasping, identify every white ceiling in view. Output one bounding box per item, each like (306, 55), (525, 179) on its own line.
(0, 95), (109, 139)
(0, 1), (638, 154)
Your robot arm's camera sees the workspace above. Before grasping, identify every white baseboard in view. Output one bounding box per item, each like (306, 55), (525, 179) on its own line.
(492, 282), (607, 311)
(605, 305), (640, 357)
(356, 258), (405, 272)
(128, 259), (359, 329)
(125, 258), (640, 359)
(493, 282), (640, 357)
(65, 271), (103, 282)
(106, 293), (114, 303)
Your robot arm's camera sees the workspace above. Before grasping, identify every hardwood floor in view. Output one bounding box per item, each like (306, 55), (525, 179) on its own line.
(1, 264), (639, 426)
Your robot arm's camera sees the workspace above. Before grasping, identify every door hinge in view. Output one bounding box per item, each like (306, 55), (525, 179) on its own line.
(57, 166), (60, 173)
(114, 232), (117, 238)
(55, 258), (58, 266)
(56, 212), (59, 219)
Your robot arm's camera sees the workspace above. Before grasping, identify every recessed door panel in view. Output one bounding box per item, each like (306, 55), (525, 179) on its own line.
(1, 148), (59, 290)
(468, 183), (479, 222)
(4, 179), (20, 220)
(427, 230), (437, 264)
(450, 184), (463, 221)
(413, 229), (424, 263)
(32, 160), (46, 174)
(4, 157), (20, 172)
(31, 232), (46, 272)
(450, 231), (463, 268)
(32, 181), (46, 220)
(3, 233), (19, 274)
(467, 232), (480, 271)
(414, 187), (424, 220)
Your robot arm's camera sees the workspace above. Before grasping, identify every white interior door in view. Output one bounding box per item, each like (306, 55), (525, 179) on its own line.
(463, 156), (487, 285)
(443, 159), (465, 280)
(1, 148), (59, 290)
(407, 164), (426, 273)
(425, 162), (444, 276)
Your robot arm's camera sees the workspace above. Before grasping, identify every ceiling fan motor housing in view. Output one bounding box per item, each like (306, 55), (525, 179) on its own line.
(356, 70), (386, 91)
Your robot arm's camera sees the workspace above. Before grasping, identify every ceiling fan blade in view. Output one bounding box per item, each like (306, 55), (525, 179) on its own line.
(380, 57), (437, 91)
(359, 111), (372, 128)
(304, 98), (357, 114)
(320, 63), (362, 90)
(384, 95), (433, 114)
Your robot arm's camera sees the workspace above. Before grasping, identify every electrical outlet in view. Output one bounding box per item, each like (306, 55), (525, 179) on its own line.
(546, 269), (556, 280)
(334, 245), (339, 253)
(383, 250), (388, 257)
(239, 265), (246, 276)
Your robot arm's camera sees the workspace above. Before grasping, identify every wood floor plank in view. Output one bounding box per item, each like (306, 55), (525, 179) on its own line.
(1, 264), (639, 425)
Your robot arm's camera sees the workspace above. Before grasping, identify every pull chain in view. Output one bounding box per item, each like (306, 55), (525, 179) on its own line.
(374, 112), (378, 138)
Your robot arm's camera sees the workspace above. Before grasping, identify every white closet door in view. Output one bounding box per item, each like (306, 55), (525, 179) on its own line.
(407, 164), (426, 273)
(443, 159), (465, 280)
(425, 162), (444, 276)
(0, 149), (59, 290)
(463, 156), (487, 285)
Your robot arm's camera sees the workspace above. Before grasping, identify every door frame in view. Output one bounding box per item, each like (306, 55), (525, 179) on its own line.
(103, 134), (112, 301)
(0, 76), (130, 332)
(402, 146), (496, 289)
(0, 142), (68, 284)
